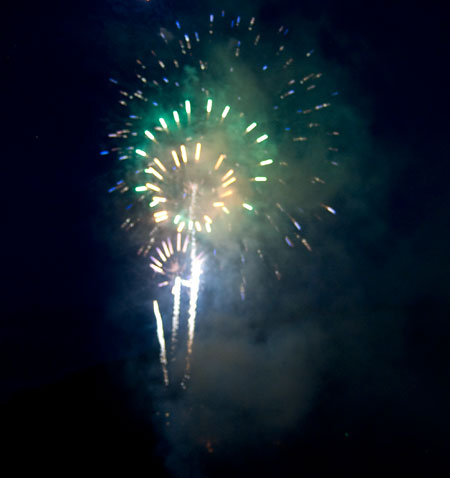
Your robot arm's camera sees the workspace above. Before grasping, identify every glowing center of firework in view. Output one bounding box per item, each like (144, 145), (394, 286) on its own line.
(142, 143), (238, 233)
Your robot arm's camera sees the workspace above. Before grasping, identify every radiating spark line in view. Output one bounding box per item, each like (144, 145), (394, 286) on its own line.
(220, 189), (233, 198)
(153, 300), (169, 386)
(153, 157), (166, 172)
(144, 130), (158, 143)
(185, 99), (191, 122)
(173, 110), (180, 126)
(180, 144), (188, 163)
(321, 204), (336, 215)
(156, 247), (166, 262)
(167, 237), (174, 255)
(195, 143), (201, 161)
(159, 118), (168, 131)
(256, 134), (268, 143)
(136, 149), (147, 157)
(214, 154), (226, 170)
(145, 167), (164, 180)
(221, 105), (230, 119)
(150, 256), (163, 267)
(222, 176), (236, 188)
(162, 240), (170, 257)
(146, 183), (161, 192)
(171, 150), (181, 167)
(221, 169), (234, 181)
(245, 122), (257, 133)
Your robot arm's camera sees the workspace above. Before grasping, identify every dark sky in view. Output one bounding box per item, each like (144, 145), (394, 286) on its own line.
(3, 0), (450, 476)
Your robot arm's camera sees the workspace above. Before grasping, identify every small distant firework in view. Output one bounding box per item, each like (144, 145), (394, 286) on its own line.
(104, 10), (340, 386)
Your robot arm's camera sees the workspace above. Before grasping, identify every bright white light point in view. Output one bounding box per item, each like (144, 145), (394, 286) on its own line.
(135, 186), (147, 192)
(185, 100), (191, 114)
(260, 159), (273, 166)
(205, 223), (212, 233)
(195, 143), (201, 161)
(180, 145), (188, 163)
(254, 177), (267, 182)
(174, 215), (181, 225)
(173, 111), (180, 124)
(256, 134), (268, 143)
(204, 215), (212, 224)
(144, 130), (156, 141)
(188, 220), (193, 230)
(245, 122), (257, 133)
(195, 221), (202, 232)
(171, 150), (180, 167)
(159, 118), (168, 130)
(213, 202), (224, 207)
(222, 206), (230, 214)
(243, 203), (253, 211)
(221, 106), (230, 118)
(206, 99), (212, 113)
(136, 149), (147, 157)
(154, 210), (168, 218)
(155, 216), (168, 223)
(177, 221), (185, 232)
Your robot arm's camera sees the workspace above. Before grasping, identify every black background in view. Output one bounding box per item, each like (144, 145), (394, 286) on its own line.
(3, 0), (450, 475)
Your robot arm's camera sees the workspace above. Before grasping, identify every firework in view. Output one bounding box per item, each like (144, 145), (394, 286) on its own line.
(104, 10), (340, 386)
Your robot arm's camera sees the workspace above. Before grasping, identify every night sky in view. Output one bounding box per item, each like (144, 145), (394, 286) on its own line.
(3, 0), (450, 475)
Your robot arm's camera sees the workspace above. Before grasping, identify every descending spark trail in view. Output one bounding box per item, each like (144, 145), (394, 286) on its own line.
(105, 10), (341, 387)
(186, 234), (202, 372)
(171, 276), (181, 354)
(153, 300), (169, 386)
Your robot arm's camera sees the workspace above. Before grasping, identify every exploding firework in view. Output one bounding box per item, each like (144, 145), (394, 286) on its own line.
(103, 10), (340, 386)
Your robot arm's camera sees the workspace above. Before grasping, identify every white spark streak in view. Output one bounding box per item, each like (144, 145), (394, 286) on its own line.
(153, 300), (169, 386)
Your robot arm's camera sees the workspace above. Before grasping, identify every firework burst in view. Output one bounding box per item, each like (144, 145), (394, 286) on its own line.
(103, 10), (340, 386)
